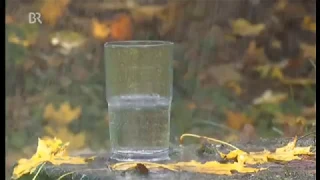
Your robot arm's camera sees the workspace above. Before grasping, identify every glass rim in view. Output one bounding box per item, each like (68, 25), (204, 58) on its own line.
(104, 40), (174, 48)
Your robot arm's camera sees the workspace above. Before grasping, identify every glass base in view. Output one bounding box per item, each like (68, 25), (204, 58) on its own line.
(110, 148), (170, 162)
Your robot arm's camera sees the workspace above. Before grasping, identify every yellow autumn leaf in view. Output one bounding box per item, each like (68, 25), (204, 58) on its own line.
(43, 103), (55, 120)
(43, 102), (82, 125)
(226, 81), (243, 96)
(111, 161), (178, 172)
(112, 134), (265, 175)
(220, 136), (314, 165)
(275, 136), (313, 155)
(301, 16), (316, 32)
(12, 138), (92, 180)
(92, 18), (111, 41)
(58, 102), (81, 123)
(40, 0), (70, 26)
(220, 149), (270, 165)
(231, 19), (265, 36)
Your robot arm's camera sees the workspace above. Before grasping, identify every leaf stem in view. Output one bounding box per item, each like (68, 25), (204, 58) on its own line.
(32, 162), (46, 180)
(179, 133), (240, 150)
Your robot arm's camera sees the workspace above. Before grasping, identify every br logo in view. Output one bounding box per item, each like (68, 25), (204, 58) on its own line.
(29, 12), (42, 24)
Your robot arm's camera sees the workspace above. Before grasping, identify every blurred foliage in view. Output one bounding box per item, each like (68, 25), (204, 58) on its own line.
(6, 0), (316, 179)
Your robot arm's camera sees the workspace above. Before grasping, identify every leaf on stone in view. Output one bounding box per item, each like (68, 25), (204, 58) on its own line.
(12, 137), (93, 180)
(135, 163), (149, 175)
(111, 162), (177, 172)
(111, 161), (263, 175)
(230, 19), (265, 36)
(112, 134), (313, 176)
(220, 136), (314, 165)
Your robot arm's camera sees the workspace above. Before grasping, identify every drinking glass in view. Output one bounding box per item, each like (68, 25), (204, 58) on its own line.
(104, 41), (173, 161)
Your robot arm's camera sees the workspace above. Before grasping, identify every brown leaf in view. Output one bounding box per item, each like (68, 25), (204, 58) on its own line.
(23, 60), (35, 71)
(230, 19), (265, 37)
(110, 14), (133, 41)
(207, 64), (243, 86)
(46, 57), (63, 68)
(131, 5), (165, 24)
(239, 124), (257, 143)
(40, 0), (70, 26)
(156, 2), (181, 36)
(186, 102), (197, 110)
(274, 114), (306, 137)
(300, 43), (316, 59)
(225, 111), (253, 130)
(71, 65), (89, 81)
(301, 16), (316, 32)
(135, 163), (149, 175)
(301, 106), (316, 119)
(5, 15), (14, 24)
(243, 41), (269, 67)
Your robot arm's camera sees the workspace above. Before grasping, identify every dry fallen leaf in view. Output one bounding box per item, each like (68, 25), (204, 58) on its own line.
(253, 90), (288, 105)
(225, 111), (253, 130)
(274, 114), (307, 137)
(40, 0), (70, 26)
(111, 160), (262, 175)
(110, 14), (133, 41)
(226, 81), (243, 96)
(8, 34), (31, 47)
(243, 41), (269, 67)
(111, 134), (314, 176)
(207, 64), (243, 86)
(301, 16), (316, 33)
(43, 102), (82, 126)
(300, 43), (316, 59)
(12, 137), (93, 179)
(91, 18), (111, 41)
(230, 19), (265, 36)
(5, 15), (14, 24)
(220, 136), (314, 165)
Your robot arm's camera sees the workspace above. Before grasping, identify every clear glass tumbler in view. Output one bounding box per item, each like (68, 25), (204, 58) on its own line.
(104, 41), (174, 161)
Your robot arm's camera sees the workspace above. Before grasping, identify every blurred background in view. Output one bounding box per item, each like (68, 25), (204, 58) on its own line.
(5, 0), (316, 178)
